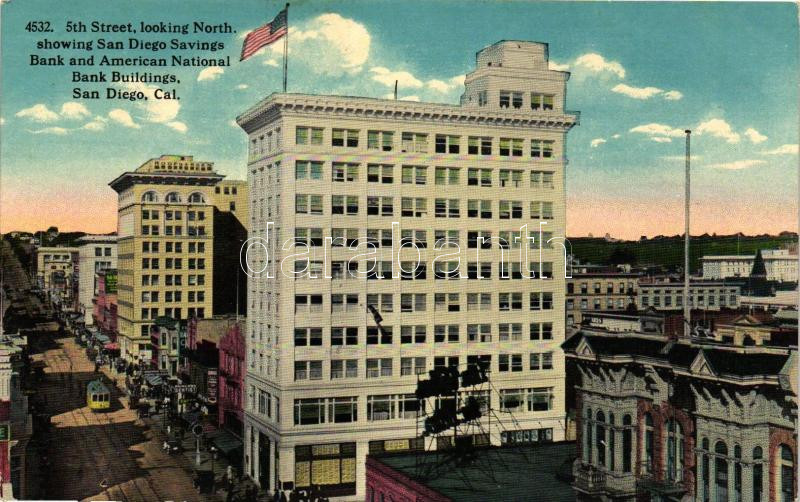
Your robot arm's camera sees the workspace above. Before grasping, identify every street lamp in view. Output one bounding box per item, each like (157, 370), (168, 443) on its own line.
(163, 396), (171, 430)
(210, 445), (218, 474)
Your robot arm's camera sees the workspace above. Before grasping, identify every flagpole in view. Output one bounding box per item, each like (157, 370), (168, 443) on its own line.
(283, 3), (289, 93)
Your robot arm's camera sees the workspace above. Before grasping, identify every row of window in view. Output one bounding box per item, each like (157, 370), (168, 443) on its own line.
(293, 322), (554, 346)
(640, 295), (738, 308)
(140, 191), (207, 204)
(295, 161), (556, 188)
(92, 247), (113, 257)
(141, 274), (205, 286)
(141, 241), (206, 254)
(141, 258), (205, 270)
(292, 387), (555, 426)
(137, 307), (205, 326)
(142, 209), (206, 221)
(293, 228), (556, 250)
(289, 261), (556, 280)
(295, 194), (555, 220)
(497, 91), (555, 111)
(140, 290), (206, 303)
(295, 126), (559, 158)
(140, 225), (207, 236)
(568, 282), (636, 295)
(294, 292), (555, 313)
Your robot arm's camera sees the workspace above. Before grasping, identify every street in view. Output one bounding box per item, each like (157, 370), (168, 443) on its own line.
(34, 333), (221, 502)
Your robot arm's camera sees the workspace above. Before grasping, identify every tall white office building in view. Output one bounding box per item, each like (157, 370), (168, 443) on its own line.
(237, 40), (579, 499)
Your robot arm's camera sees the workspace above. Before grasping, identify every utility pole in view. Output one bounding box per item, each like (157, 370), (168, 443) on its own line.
(684, 130), (691, 338)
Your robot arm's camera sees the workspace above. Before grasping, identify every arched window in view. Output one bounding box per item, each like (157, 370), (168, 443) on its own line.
(715, 441), (728, 502)
(701, 438), (710, 502)
(596, 410), (606, 467)
(733, 445), (742, 502)
(142, 190), (159, 202)
(780, 445), (794, 502)
(665, 419), (684, 482)
(643, 413), (654, 474)
(752, 446), (763, 502)
(608, 413), (616, 472)
(584, 408), (593, 463)
(622, 415), (632, 473)
(188, 192), (206, 204)
(165, 192), (182, 203)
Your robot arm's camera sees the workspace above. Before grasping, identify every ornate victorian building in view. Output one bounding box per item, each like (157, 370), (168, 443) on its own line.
(563, 329), (796, 502)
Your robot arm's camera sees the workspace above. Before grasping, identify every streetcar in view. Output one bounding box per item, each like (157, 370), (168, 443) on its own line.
(87, 379), (111, 411)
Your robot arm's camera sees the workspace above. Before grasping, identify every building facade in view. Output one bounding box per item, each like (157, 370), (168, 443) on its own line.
(92, 269), (118, 336)
(237, 40), (578, 499)
(35, 246), (78, 306)
(701, 249), (798, 283)
(109, 155), (224, 364)
(637, 280), (741, 311)
(566, 272), (640, 326)
(77, 235), (117, 325)
(563, 329), (797, 502)
(219, 322), (245, 434)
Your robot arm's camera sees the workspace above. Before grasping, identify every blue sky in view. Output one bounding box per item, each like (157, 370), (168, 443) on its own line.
(1, 0), (798, 238)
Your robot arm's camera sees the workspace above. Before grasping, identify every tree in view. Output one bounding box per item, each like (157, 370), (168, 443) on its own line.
(608, 247), (637, 265)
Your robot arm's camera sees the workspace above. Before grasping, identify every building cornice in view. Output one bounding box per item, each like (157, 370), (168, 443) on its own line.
(108, 171), (224, 193)
(237, 93), (580, 134)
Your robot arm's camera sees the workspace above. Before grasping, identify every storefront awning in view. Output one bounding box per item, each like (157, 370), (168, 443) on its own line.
(104, 342), (119, 351)
(94, 333), (111, 344)
(210, 429), (243, 456)
(144, 374), (163, 386)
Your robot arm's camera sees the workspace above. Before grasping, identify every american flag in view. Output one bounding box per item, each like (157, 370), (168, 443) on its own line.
(240, 7), (288, 61)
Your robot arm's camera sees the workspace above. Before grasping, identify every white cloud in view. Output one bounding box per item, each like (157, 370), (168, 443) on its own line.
(108, 109), (140, 129)
(651, 137), (672, 143)
(236, 84), (249, 90)
(81, 116), (108, 131)
(123, 83), (180, 124)
(264, 14), (370, 75)
(761, 144), (799, 155)
(611, 134), (621, 139)
(197, 66), (224, 82)
(400, 95), (420, 102)
(695, 118), (740, 144)
(744, 128), (767, 144)
(426, 75), (465, 93)
(590, 138), (607, 148)
(629, 123), (685, 138)
(60, 102), (90, 120)
(264, 59), (279, 67)
(573, 53), (626, 78)
(166, 121), (187, 133)
(229, 120), (240, 128)
(370, 66), (423, 88)
(706, 159), (766, 170)
(0, 117), (5, 126)
(15, 104), (59, 122)
(29, 126), (68, 135)
(611, 84), (663, 100)
(663, 90), (683, 101)
(662, 154), (703, 161)
(549, 60), (570, 71)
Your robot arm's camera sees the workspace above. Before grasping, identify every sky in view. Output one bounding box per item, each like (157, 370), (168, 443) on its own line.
(1, 0), (798, 239)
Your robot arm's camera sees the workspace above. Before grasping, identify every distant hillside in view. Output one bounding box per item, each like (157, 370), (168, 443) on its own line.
(569, 233), (798, 272)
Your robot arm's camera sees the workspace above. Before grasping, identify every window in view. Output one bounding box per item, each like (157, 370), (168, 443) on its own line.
(643, 413), (654, 474)
(295, 360), (323, 381)
(780, 444), (794, 502)
(331, 327), (358, 346)
(753, 447), (763, 502)
(715, 441), (729, 502)
(401, 165), (427, 185)
(401, 357), (426, 376)
(664, 419), (684, 482)
(331, 294), (358, 312)
(499, 200), (523, 219)
(467, 324), (492, 342)
(499, 138), (523, 157)
(296, 126), (323, 145)
(331, 359), (358, 379)
(477, 90), (487, 106)
(367, 293), (393, 313)
(294, 327), (323, 346)
(367, 394), (418, 421)
(498, 354), (522, 372)
(332, 128), (359, 147)
(332, 195), (358, 215)
(530, 292), (554, 310)
(367, 130), (394, 151)
(435, 167), (460, 185)
(468, 136), (492, 155)
(434, 325), (459, 343)
(401, 197), (427, 217)
(622, 415), (632, 473)
(434, 199), (459, 218)
(531, 139), (555, 158)
(367, 164), (393, 183)
(499, 91), (511, 108)
(295, 160), (324, 180)
(293, 397), (357, 425)
(366, 358), (393, 378)
(366, 326), (392, 345)
(499, 169), (523, 188)
(296, 194), (323, 215)
(467, 168), (492, 187)
(531, 93), (554, 111)
(401, 132), (428, 152)
(435, 134), (460, 154)
(596, 411), (606, 467)
(367, 196), (393, 216)
(402, 294), (427, 312)
(530, 201), (554, 220)
(332, 162), (359, 182)
(467, 293), (492, 311)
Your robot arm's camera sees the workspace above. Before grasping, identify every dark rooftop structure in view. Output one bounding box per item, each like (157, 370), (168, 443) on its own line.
(366, 442), (576, 502)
